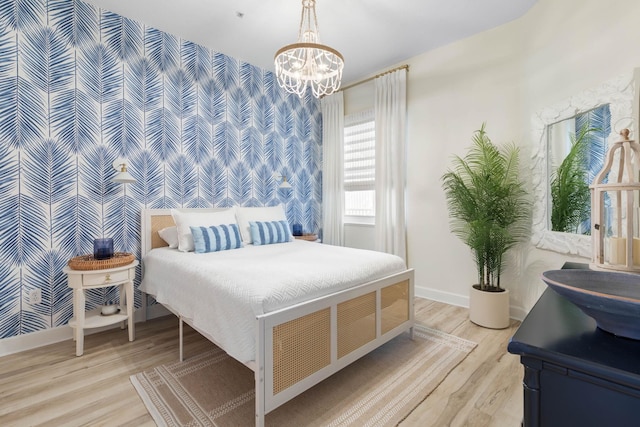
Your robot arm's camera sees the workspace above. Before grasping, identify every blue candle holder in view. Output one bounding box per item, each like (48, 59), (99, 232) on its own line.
(292, 223), (303, 236)
(93, 238), (114, 260)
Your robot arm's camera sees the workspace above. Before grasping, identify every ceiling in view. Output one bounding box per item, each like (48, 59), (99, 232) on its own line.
(83, 0), (538, 85)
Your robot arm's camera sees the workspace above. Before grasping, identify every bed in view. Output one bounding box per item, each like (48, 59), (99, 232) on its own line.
(139, 208), (415, 426)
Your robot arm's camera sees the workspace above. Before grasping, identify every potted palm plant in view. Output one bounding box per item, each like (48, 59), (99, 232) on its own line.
(441, 124), (530, 328)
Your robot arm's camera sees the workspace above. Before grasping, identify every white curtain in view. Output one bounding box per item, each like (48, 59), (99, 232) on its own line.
(321, 92), (345, 246)
(374, 69), (407, 260)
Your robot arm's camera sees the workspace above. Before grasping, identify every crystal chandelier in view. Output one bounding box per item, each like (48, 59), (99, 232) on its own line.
(274, 0), (344, 98)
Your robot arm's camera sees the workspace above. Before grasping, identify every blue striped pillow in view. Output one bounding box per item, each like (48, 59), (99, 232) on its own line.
(190, 224), (243, 253)
(249, 220), (292, 246)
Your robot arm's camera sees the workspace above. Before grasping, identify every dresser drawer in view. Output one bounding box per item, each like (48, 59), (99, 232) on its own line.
(82, 269), (130, 287)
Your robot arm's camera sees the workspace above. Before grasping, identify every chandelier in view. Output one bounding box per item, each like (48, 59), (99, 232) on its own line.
(274, 0), (344, 98)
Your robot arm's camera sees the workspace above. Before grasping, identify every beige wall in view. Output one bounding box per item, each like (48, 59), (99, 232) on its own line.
(400, 0), (640, 318)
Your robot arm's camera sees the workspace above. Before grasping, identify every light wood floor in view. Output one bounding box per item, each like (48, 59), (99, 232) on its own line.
(0, 298), (523, 426)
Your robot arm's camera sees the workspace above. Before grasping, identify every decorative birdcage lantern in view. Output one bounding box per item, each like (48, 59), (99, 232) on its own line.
(591, 129), (640, 272)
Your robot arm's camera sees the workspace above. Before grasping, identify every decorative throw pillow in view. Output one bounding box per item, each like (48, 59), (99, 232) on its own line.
(236, 205), (288, 244)
(249, 220), (293, 246)
(171, 208), (237, 252)
(190, 224), (243, 253)
(157, 226), (179, 248)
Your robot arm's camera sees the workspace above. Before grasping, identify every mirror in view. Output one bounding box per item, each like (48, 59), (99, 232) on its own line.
(547, 105), (609, 235)
(531, 71), (636, 257)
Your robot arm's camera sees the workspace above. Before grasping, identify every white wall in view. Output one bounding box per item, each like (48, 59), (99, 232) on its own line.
(403, 0), (640, 318)
(344, 80), (374, 115)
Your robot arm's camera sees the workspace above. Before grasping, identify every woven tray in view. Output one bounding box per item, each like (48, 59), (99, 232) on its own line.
(295, 233), (318, 241)
(68, 252), (135, 271)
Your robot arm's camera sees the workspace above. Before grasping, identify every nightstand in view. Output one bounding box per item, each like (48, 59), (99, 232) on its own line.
(63, 260), (138, 356)
(294, 233), (320, 242)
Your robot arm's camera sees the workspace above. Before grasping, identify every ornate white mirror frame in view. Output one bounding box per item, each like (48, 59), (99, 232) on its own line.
(530, 71), (636, 257)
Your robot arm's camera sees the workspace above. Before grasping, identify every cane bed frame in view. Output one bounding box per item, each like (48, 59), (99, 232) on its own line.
(140, 208), (415, 426)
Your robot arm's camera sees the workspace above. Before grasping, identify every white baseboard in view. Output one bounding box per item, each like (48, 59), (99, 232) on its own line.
(415, 285), (527, 322)
(0, 304), (172, 358)
(415, 285), (469, 308)
(509, 305), (527, 322)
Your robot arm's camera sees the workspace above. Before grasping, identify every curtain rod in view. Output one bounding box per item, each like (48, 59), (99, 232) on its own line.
(339, 64), (409, 92)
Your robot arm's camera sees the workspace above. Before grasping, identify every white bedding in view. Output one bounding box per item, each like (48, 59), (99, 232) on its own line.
(140, 240), (406, 363)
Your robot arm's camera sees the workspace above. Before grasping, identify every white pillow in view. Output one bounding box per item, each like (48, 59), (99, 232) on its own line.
(236, 205), (289, 244)
(157, 226), (179, 248)
(171, 208), (237, 252)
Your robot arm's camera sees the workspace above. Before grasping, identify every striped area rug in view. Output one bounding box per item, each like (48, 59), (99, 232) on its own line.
(131, 324), (476, 427)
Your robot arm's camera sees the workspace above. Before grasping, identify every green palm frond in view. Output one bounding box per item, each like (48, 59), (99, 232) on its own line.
(442, 124), (530, 291)
(550, 126), (595, 233)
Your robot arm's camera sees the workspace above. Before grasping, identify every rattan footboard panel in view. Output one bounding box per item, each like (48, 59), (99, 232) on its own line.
(272, 308), (331, 395)
(381, 280), (410, 334)
(337, 292), (377, 358)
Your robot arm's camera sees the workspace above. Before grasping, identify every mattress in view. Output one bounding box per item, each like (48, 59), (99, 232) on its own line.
(140, 240), (406, 363)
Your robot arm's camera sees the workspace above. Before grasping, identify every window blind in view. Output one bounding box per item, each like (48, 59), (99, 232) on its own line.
(344, 109), (375, 192)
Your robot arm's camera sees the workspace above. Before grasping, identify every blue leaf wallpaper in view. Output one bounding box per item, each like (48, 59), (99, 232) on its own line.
(0, 0), (322, 339)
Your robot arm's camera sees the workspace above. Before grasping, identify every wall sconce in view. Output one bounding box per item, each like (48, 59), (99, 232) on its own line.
(274, 173), (292, 189)
(112, 159), (136, 184)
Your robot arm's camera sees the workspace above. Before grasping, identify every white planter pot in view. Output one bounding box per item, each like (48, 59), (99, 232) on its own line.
(469, 286), (510, 329)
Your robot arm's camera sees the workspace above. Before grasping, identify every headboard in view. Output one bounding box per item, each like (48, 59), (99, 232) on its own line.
(141, 208), (230, 256)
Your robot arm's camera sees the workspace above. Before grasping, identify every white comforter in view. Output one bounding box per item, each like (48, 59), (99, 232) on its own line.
(140, 240), (406, 363)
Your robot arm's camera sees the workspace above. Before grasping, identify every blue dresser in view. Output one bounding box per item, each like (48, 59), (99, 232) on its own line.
(508, 263), (640, 427)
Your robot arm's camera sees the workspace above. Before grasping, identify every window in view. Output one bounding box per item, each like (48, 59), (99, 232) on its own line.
(344, 110), (375, 220)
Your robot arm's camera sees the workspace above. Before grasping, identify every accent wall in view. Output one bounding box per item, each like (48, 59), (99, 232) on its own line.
(0, 0), (322, 339)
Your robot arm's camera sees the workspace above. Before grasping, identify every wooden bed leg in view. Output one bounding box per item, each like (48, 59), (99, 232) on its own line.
(409, 326), (415, 340)
(179, 317), (184, 362)
(141, 292), (148, 322)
